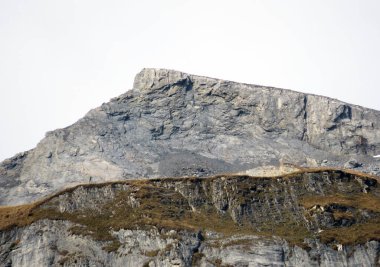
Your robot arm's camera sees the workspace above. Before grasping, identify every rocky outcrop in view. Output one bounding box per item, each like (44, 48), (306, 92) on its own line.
(1, 220), (379, 267)
(0, 170), (379, 266)
(1, 68), (379, 205)
(1, 68), (380, 266)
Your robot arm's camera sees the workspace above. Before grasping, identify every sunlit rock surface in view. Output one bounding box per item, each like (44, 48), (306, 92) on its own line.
(1, 171), (380, 266)
(1, 68), (379, 205)
(0, 69), (380, 266)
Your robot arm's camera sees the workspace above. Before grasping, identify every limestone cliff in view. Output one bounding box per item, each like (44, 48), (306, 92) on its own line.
(0, 69), (379, 205)
(0, 169), (379, 266)
(1, 69), (380, 266)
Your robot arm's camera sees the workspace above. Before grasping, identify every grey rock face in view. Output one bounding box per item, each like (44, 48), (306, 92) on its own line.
(1, 221), (378, 267)
(344, 159), (363, 169)
(1, 68), (380, 205)
(0, 220), (203, 267)
(1, 171), (379, 267)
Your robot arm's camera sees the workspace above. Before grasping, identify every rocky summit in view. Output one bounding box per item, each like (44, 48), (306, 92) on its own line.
(0, 68), (380, 266)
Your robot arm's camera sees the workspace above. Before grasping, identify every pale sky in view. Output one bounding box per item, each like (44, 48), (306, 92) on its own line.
(0, 0), (379, 161)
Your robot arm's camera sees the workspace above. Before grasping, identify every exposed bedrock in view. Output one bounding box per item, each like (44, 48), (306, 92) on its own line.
(0, 68), (379, 205)
(1, 170), (379, 266)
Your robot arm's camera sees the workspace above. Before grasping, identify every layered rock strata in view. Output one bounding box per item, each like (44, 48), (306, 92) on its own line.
(1, 69), (379, 205)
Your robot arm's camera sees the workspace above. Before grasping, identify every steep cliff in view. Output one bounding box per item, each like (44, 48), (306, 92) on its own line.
(1, 69), (379, 205)
(0, 169), (379, 266)
(1, 69), (380, 266)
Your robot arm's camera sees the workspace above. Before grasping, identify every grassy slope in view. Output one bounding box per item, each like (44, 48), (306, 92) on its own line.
(0, 168), (379, 249)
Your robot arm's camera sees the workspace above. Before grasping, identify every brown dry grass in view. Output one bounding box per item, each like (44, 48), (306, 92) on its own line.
(0, 167), (378, 249)
(300, 193), (380, 213)
(0, 204), (35, 230)
(319, 220), (380, 245)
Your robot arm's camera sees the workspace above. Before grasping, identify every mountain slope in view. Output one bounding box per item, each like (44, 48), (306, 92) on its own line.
(1, 169), (379, 266)
(0, 68), (379, 205)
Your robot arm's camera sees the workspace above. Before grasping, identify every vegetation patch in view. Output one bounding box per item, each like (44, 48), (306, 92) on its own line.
(0, 204), (35, 230)
(192, 252), (205, 265)
(319, 220), (380, 245)
(144, 249), (160, 257)
(300, 193), (380, 213)
(208, 258), (234, 267)
(103, 240), (122, 253)
(0, 168), (378, 251)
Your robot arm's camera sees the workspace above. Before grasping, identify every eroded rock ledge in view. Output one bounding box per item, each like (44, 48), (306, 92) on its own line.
(1, 169), (379, 266)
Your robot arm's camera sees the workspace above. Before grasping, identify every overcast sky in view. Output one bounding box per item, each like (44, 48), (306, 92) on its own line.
(0, 0), (379, 161)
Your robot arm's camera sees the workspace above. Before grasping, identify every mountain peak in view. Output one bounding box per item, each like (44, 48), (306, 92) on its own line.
(1, 68), (380, 266)
(0, 69), (379, 206)
(133, 68), (189, 91)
